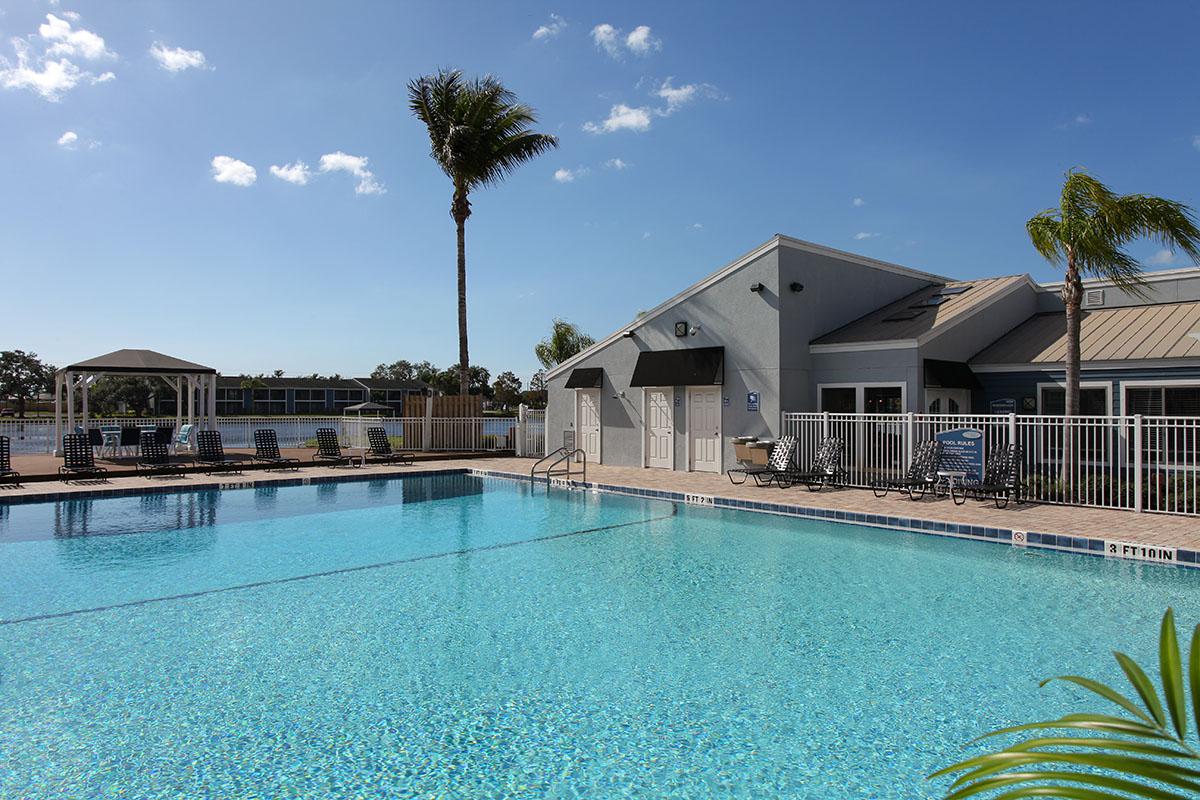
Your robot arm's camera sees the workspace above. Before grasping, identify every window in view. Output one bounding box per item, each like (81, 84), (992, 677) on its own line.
(252, 388), (286, 415)
(331, 388), (365, 411)
(1039, 386), (1109, 415)
(864, 386), (902, 414)
(1123, 384), (1200, 465)
(216, 387), (244, 415)
(294, 388), (326, 414)
(820, 387), (857, 413)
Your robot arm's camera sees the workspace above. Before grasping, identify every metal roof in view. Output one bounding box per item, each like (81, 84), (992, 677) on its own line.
(971, 301), (1200, 367)
(810, 276), (1027, 347)
(62, 349), (216, 375)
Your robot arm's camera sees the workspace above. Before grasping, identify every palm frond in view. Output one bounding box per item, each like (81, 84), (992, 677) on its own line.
(931, 609), (1200, 800)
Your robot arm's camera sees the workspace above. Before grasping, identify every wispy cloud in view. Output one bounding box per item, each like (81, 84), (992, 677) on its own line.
(1192, 135), (1200, 152)
(583, 103), (652, 134)
(533, 13), (567, 41)
(852, 197), (865, 207)
(1055, 112), (1092, 130)
(854, 231), (879, 240)
(149, 42), (208, 72)
(604, 158), (630, 170)
(591, 22), (660, 59)
(56, 130), (77, 148)
(318, 151), (384, 195)
(270, 160), (311, 185)
(0, 13), (116, 101)
(553, 166), (590, 183)
(1149, 249), (1178, 266)
(211, 156), (257, 187)
(692, 222), (704, 231)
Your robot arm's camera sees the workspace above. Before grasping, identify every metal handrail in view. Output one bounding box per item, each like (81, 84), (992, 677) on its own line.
(529, 446), (585, 486)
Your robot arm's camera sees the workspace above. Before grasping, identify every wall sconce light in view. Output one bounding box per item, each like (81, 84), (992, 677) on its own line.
(790, 282), (804, 293)
(750, 282), (764, 293)
(689, 325), (701, 336)
(622, 330), (636, 338)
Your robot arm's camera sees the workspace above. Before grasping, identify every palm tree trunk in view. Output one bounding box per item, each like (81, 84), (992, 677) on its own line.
(453, 192), (471, 396)
(1061, 249), (1082, 497)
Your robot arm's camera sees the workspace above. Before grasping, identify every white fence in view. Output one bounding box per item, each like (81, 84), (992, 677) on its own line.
(782, 412), (1200, 516)
(0, 415), (533, 455)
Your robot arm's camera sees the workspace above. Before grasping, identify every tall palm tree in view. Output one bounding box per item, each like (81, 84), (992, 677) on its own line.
(535, 318), (596, 370)
(408, 70), (558, 393)
(1027, 170), (1200, 417)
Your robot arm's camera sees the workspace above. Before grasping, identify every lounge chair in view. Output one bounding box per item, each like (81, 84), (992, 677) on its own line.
(155, 425), (176, 453)
(137, 431), (183, 477)
(365, 427), (414, 466)
(963, 444), (1023, 508)
(59, 433), (108, 482)
(119, 425), (141, 457)
(176, 424), (195, 453)
(194, 430), (245, 474)
(253, 429), (301, 470)
(777, 437), (845, 490)
(313, 428), (355, 467)
(0, 435), (20, 485)
(871, 440), (943, 501)
(727, 435), (796, 486)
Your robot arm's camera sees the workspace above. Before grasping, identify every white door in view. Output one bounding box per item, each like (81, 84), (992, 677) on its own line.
(687, 387), (721, 473)
(645, 388), (673, 469)
(576, 389), (601, 463)
(926, 389), (970, 415)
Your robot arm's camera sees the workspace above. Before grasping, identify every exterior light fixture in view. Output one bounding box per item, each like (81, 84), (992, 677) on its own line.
(622, 330), (636, 338)
(790, 282), (804, 292)
(750, 283), (764, 293)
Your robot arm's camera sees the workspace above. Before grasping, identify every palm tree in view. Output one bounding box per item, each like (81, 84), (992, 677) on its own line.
(932, 608), (1200, 799)
(535, 318), (596, 370)
(1027, 170), (1200, 417)
(408, 69), (558, 394)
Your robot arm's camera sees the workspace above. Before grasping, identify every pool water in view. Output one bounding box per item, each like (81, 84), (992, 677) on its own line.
(1, 474), (1197, 799)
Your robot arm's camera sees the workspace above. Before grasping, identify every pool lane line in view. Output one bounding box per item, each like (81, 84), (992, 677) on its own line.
(0, 505), (679, 627)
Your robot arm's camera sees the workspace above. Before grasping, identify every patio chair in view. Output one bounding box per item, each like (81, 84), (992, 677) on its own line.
(86, 427), (104, 452)
(871, 440), (943, 501)
(0, 436), (20, 485)
(365, 427), (415, 466)
(194, 430), (245, 474)
(313, 428), (355, 467)
(155, 425), (176, 453)
(176, 424), (196, 453)
(59, 433), (108, 482)
(137, 431), (183, 477)
(253, 429), (301, 470)
(119, 425), (141, 456)
(963, 444), (1023, 509)
(776, 437), (846, 491)
(727, 435), (796, 486)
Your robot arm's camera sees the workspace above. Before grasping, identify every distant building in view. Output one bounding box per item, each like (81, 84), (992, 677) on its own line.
(158, 377), (430, 416)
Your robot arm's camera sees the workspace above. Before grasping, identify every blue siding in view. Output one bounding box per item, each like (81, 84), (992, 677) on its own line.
(974, 367), (1200, 415)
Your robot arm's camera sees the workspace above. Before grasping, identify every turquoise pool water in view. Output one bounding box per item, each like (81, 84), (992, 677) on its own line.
(1, 474), (1197, 799)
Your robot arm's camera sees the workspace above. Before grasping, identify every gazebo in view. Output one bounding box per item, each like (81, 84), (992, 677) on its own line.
(341, 401), (395, 417)
(54, 349), (218, 454)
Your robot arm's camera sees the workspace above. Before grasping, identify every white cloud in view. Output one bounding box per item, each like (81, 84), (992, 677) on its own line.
(591, 23), (621, 57)
(211, 155), (257, 187)
(583, 103), (652, 134)
(692, 222), (703, 230)
(625, 25), (661, 55)
(852, 197), (865, 207)
(56, 130), (77, 147)
(604, 158), (629, 169)
(642, 231), (651, 239)
(0, 14), (115, 101)
(149, 42), (208, 72)
(1150, 249), (1178, 266)
(39, 13), (112, 60)
(854, 231), (879, 240)
(553, 167), (589, 183)
(1055, 112), (1092, 130)
(533, 13), (566, 40)
(318, 151), (385, 195)
(1192, 135), (1200, 152)
(270, 160), (311, 185)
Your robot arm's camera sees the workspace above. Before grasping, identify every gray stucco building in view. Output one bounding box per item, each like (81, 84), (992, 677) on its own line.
(546, 234), (1200, 473)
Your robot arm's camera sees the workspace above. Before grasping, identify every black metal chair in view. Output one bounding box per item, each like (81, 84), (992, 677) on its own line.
(365, 427), (414, 466)
(155, 425), (176, 453)
(964, 444), (1024, 508)
(253, 429), (301, 470)
(59, 433), (108, 482)
(86, 427), (103, 452)
(777, 437), (846, 491)
(194, 430), (245, 474)
(727, 436), (796, 486)
(872, 441), (943, 501)
(137, 431), (183, 477)
(119, 426), (141, 456)
(313, 428), (354, 467)
(0, 435), (20, 485)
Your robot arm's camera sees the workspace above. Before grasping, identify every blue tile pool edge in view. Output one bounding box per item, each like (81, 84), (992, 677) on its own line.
(469, 468), (1200, 572)
(1, 466), (1194, 571)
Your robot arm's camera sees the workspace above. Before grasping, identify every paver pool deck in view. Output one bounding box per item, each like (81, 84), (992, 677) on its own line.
(3, 455), (1199, 557)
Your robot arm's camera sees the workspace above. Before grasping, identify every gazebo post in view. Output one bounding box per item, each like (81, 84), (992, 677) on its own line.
(53, 372), (63, 455)
(207, 374), (217, 430)
(80, 373), (89, 434)
(66, 371), (75, 436)
(187, 375), (196, 429)
(174, 377), (182, 437)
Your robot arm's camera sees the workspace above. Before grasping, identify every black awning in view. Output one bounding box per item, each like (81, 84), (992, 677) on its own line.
(924, 359), (980, 390)
(630, 347), (724, 387)
(565, 367), (604, 389)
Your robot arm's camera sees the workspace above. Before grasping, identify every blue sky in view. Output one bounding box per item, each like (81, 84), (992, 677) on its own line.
(3, 1), (1198, 383)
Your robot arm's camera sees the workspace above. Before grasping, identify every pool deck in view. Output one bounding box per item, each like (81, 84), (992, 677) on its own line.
(2, 456), (1199, 563)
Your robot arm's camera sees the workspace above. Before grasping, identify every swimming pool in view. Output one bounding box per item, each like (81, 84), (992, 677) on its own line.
(1, 473), (1197, 799)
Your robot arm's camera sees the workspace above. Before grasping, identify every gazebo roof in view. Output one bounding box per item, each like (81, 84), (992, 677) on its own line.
(61, 349), (216, 375)
(342, 401), (394, 414)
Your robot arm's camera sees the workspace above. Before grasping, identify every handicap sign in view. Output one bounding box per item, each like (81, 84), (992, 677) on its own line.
(747, 391), (760, 412)
(934, 427), (985, 482)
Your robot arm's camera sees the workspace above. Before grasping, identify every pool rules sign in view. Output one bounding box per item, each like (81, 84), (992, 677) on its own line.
(934, 427), (985, 482)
